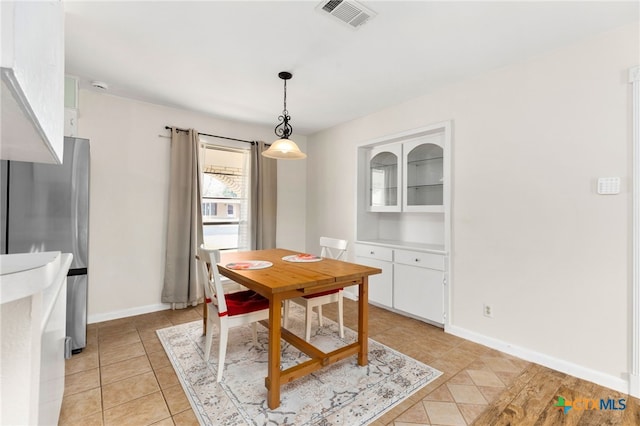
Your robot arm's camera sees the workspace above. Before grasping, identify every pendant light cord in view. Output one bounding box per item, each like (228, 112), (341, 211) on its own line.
(282, 78), (288, 115)
(274, 72), (293, 138)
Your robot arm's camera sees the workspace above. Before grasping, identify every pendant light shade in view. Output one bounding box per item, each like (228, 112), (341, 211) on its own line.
(262, 138), (307, 159)
(262, 71), (307, 160)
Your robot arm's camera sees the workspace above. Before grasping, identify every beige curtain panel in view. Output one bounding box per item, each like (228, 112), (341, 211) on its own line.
(251, 141), (277, 250)
(162, 128), (204, 308)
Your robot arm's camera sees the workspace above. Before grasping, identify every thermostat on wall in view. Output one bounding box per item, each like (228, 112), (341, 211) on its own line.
(597, 177), (620, 195)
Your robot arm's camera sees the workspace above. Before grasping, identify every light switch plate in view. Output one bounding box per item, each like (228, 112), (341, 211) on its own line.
(597, 177), (620, 195)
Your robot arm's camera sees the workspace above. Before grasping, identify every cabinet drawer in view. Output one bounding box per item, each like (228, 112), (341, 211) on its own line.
(354, 244), (393, 262)
(394, 249), (444, 271)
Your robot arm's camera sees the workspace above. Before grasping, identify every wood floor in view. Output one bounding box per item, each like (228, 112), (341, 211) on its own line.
(60, 299), (639, 425)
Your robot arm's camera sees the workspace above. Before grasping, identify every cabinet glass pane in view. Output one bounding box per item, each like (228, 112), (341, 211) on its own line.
(406, 143), (443, 206)
(370, 152), (398, 207)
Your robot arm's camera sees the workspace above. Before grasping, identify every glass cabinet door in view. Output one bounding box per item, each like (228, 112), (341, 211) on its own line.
(403, 138), (444, 212)
(368, 144), (401, 212)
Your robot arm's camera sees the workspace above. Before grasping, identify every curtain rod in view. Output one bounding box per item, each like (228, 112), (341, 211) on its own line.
(165, 126), (256, 145)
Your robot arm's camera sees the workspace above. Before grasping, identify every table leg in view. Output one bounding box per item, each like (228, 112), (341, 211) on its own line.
(267, 294), (282, 409)
(358, 277), (369, 366)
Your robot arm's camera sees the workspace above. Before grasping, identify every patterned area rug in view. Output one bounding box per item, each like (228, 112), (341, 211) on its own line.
(157, 304), (442, 425)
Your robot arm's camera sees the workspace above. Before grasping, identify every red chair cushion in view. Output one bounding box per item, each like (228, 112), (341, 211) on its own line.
(302, 288), (342, 299)
(224, 290), (269, 316)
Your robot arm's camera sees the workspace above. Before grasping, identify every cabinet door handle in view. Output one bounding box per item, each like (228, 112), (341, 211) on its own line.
(415, 258), (420, 262)
(370, 251), (375, 255)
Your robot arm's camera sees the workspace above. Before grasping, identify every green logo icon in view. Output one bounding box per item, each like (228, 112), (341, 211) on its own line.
(555, 396), (572, 414)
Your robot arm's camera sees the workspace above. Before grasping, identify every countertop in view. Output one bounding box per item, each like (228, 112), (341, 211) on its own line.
(0, 252), (72, 304)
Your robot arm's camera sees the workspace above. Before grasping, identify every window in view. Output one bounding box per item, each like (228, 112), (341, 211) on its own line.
(200, 143), (250, 252)
(202, 201), (217, 217)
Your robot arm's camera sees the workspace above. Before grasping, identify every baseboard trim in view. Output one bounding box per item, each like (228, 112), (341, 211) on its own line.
(343, 290), (358, 301)
(88, 303), (171, 324)
(447, 324), (630, 395)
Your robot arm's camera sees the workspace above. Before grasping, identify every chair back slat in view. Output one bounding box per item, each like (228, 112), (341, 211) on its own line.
(319, 237), (348, 260)
(197, 251), (214, 301)
(197, 247), (228, 315)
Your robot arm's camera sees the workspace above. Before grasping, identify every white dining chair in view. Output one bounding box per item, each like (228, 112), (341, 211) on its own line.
(197, 247), (270, 382)
(283, 237), (348, 341)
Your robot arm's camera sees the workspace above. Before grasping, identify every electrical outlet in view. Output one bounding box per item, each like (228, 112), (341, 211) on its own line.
(483, 304), (493, 318)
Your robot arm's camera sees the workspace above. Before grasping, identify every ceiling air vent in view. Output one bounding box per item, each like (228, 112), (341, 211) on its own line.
(316, 0), (376, 29)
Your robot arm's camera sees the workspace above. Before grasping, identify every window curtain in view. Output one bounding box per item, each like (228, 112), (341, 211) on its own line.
(250, 141), (277, 249)
(237, 148), (252, 251)
(162, 128), (204, 308)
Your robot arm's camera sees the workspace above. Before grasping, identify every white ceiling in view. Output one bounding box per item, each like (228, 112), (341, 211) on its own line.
(63, 1), (639, 135)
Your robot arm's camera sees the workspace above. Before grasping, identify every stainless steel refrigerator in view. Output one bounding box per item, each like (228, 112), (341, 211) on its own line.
(1, 137), (90, 354)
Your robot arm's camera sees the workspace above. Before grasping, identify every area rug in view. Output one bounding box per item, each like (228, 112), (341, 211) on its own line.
(156, 304), (442, 425)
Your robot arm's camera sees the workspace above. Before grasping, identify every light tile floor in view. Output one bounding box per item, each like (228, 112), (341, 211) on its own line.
(61, 307), (203, 426)
(59, 300), (630, 425)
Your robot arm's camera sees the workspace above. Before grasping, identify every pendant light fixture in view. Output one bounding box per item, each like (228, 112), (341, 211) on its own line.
(262, 71), (307, 160)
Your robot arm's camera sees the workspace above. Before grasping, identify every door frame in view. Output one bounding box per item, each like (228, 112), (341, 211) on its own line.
(630, 65), (639, 398)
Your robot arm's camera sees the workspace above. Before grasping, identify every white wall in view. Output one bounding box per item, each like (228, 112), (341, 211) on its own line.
(306, 23), (638, 391)
(77, 90), (306, 321)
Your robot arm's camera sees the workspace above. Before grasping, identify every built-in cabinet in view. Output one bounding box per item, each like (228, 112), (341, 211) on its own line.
(354, 244), (393, 307)
(368, 144), (401, 212)
(367, 133), (444, 213)
(393, 248), (445, 324)
(355, 242), (446, 326)
(403, 137), (444, 212)
(356, 121), (451, 327)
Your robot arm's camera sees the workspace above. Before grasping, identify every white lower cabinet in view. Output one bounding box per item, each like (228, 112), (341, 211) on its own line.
(394, 264), (444, 324)
(355, 244), (393, 308)
(355, 243), (446, 326)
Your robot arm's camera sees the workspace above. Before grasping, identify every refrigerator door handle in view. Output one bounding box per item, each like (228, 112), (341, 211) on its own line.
(67, 267), (87, 277)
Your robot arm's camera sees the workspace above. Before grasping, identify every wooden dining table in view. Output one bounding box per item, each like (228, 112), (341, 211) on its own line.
(217, 248), (381, 409)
